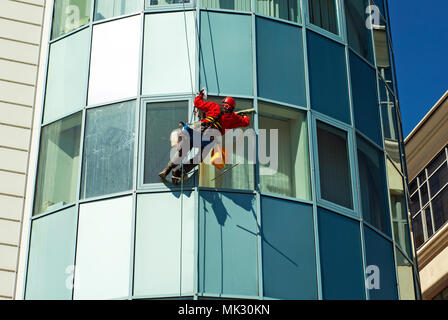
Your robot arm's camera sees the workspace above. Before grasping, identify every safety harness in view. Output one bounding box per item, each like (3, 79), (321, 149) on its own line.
(201, 104), (232, 132)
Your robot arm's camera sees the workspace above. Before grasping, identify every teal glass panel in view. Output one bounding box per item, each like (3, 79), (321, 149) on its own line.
(25, 207), (77, 300)
(318, 208), (365, 300)
(395, 247), (416, 300)
(201, 0), (251, 11)
(52, 0), (92, 39)
(363, 226), (398, 300)
(94, 0), (143, 21)
(261, 197), (317, 300)
(307, 31), (350, 124)
(256, 17), (306, 107)
(345, 0), (374, 63)
(200, 11), (253, 97)
(44, 29), (90, 124)
(357, 135), (391, 236)
(81, 101), (136, 199)
(199, 191), (258, 297)
(350, 52), (383, 146)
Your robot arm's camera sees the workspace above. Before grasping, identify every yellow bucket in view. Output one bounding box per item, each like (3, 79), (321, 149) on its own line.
(211, 147), (228, 170)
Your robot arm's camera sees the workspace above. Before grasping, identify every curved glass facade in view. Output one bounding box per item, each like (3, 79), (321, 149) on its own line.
(25, 0), (419, 300)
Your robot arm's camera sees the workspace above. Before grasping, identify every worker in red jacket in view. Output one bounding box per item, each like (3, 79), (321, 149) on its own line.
(159, 90), (250, 183)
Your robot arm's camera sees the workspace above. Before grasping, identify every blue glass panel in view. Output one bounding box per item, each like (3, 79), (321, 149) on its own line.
(199, 191), (258, 297)
(256, 17), (306, 107)
(318, 208), (366, 300)
(350, 52), (383, 146)
(307, 31), (351, 124)
(261, 197), (317, 300)
(363, 226), (398, 300)
(25, 207), (77, 300)
(200, 11), (253, 96)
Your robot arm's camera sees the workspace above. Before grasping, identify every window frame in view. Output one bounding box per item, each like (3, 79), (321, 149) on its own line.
(304, 0), (345, 43)
(138, 96), (194, 191)
(311, 113), (358, 218)
(144, 0), (196, 11)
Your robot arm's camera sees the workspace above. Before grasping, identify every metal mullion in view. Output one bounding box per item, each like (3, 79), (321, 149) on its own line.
(128, 11), (146, 300)
(250, 2), (264, 299)
(48, 25), (90, 44)
(257, 96), (308, 111)
(41, 108), (84, 127)
(91, 12), (142, 26)
(193, 2), (201, 300)
(347, 46), (377, 71)
(254, 12), (303, 28)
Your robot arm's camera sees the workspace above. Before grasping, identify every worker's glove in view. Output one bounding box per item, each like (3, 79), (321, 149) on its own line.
(199, 88), (208, 100)
(239, 112), (247, 118)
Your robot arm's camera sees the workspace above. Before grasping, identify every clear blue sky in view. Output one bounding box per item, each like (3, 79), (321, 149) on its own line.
(388, 0), (448, 137)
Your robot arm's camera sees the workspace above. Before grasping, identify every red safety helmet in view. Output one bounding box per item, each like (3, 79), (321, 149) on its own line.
(222, 97), (236, 111)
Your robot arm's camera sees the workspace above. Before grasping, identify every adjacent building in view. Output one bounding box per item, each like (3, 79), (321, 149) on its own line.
(0, 0), (45, 300)
(0, 0), (419, 300)
(405, 90), (448, 300)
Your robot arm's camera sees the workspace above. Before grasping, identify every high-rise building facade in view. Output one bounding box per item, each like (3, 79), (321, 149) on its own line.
(405, 91), (448, 300)
(8, 0), (419, 300)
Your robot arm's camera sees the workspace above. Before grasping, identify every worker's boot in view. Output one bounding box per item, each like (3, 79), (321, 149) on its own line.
(159, 162), (176, 181)
(172, 167), (189, 185)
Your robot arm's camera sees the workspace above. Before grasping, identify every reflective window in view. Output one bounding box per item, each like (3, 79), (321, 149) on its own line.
(258, 102), (311, 200)
(424, 207), (433, 239)
(409, 179), (417, 195)
(345, 0), (374, 62)
(262, 197), (317, 299)
(52, 0), (92, 39)
(201, 0), (250, 11)
(256, 17), (306, 107)
(88, 16), (141, 106)
(144, 101), (188, 184)
(199, 192), (258, 296)
(395, 248), (416, 300)
(135, 192), (195, 296)
(432, 186), (448, 231)
(142, 12), (196, 96)
(256, 0), (301, 23)
(318, 208), (365, 300)
(357, 135), (391, 236)
(387, 159), (412, 257)
(316, 121), (353, 209)
(420, 182), (429, 207)
(363, 226), (398, 300)
(44, 28), (90, 124)
(307, 31), (350, 124)
(308, 0), (339, 35)
(410, 192), (420, 216)
(81, 101), (136, 199)
(34, 113), (82, 215)
(26, 207), (77, 300)
(94, 0), (143, 21)
(146, 0), (190, 7)
(199, 98), (255, 190)
(427, 150), (447, 177)
(74, 197), (133, 300)
(373, 23), (393, 82)
(429, 162), (448, 197)
(412, 213), (424, 249)
(200, 11), (253, 97)
(350, 52), (383, 147)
